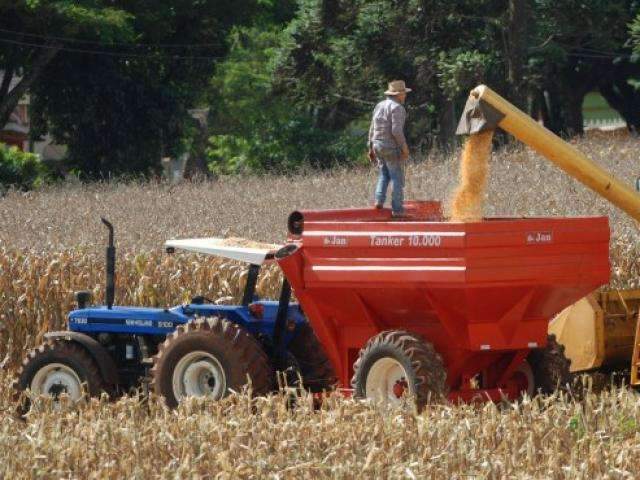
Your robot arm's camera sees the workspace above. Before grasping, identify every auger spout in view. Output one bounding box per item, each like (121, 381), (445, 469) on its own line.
(456, 85), (640, 222)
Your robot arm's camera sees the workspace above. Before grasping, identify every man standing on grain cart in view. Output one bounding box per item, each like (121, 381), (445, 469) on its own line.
(368, 80), (411, 217)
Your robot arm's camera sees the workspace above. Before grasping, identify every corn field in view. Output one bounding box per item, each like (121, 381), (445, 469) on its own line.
(0, 369), (639, 478)
(0, 249), (283, 368)
(1, 135), (640, 478)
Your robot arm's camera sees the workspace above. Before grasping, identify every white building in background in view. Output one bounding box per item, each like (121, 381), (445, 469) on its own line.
(0, 71), (67, 164)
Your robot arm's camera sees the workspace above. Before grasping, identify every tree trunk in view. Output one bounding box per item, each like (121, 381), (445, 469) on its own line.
(540, 85), (564, 135)
(183, 153), (210, 179)
(506, 0), (530, 111)
(0, 44), (61, 127)
(599, 74), (640, 133)
(0, 64), (16, 103)
(183, 120), (211, 179)
(564, 89), (586, 137)
(437, 99), (456, 151)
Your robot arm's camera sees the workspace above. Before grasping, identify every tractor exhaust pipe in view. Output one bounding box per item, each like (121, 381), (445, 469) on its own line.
(101, 218), (116, 309)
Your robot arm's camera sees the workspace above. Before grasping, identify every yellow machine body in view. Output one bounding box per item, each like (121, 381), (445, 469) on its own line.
(549, 291), (639, 373)
(459, 85), (640, 385)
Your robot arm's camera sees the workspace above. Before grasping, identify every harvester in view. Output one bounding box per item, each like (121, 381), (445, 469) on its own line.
(12, 85), (637, 411)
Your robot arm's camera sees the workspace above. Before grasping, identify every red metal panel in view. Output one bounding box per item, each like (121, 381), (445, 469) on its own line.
(277, 202), (610, 396)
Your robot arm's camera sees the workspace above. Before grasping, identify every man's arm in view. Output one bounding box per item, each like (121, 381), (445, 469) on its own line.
(391, 104), (409, 160)
(367, 120), (376, 164)
(368, 107), (377, 164)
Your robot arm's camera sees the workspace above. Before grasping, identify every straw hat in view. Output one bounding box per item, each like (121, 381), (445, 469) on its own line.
(385, 80), (412, 96)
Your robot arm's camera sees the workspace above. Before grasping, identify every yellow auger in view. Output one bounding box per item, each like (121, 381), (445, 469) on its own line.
(457, 85), (640, 385)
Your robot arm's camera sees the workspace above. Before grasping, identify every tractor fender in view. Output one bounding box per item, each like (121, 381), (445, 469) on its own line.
(44, 331), (119, 386)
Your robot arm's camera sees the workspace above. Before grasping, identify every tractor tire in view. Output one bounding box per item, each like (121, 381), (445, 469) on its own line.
(151, 318), (274, 408)
(287, 323), (337, 393)
(13, 339), (107, 414)
(351, 330), (448, 409)
(527, 334), (572, 395)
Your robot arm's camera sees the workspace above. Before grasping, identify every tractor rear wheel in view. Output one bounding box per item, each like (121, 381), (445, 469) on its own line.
(287, 323), (337, 393)
(151, 318), (274, 408)
(14, 340), (106, 414)
(351, 330), (447, 409)
(528, 334), (572, 395)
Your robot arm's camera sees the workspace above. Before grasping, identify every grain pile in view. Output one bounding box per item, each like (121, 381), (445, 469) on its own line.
(221, 237), (280, 249)
(450, 130), (495, 222)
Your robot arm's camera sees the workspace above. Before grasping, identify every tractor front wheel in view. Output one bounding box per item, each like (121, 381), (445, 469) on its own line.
(287, 323), (337, 393)
(151, 318), (274, 408)
(14, 340), (107, 414)
(351, 330), (448, 409)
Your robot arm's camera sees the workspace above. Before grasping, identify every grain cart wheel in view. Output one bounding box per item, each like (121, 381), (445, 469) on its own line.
(352, 330), (447, 409)
(287, 323), (337, 393)
(151, 318), (274, 408)
(509, 360), (535, 398)
(527, 334), (572, 395)
(14, 340), (106, 413)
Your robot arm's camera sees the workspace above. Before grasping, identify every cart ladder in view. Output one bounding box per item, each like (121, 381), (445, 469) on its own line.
(631, 310), (640, 386)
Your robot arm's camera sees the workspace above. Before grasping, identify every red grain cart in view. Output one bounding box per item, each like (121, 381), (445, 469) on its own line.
(276, 201), (609, 406)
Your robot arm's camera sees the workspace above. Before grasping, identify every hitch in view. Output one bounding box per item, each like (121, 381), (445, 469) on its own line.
(272, 278), (292, 371)
(101, 218), (116, 309)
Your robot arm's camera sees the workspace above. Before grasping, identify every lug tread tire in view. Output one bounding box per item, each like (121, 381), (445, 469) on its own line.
(13, 339), (106, 414)
(528, 334), (572, 395)
(351, 330), (448, 409)
(151, 318), (274, 408)
(287, 323), (337, 393)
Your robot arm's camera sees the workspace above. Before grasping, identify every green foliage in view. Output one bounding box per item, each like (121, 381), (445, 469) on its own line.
(11, 0), (134, 36)
(206, 27), (364, 174)
(275, 0), (640, 141)
(437, 50), (498, 100)
(208, 119), (364, 174)
(50, 2), (134, 39)
(4, 0), (640, 176)
(630, 11), (640, 52)
(0, 143), (48, 190)
(275, 0), (510, 148)
(568, 414), (586, 439)
(3, 0), (258, 178)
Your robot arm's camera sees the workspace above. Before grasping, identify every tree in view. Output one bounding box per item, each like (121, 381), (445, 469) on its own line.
(206, 25), (363, 172)
(3, 0), (258, 177)
(0, 1), (133, 127)
(506, 0), (531, 111)
(0, 142), (48, 191)
(276, 0), (640, 145)
(529, 0), (640, 135)
(275, 0), (509, 149)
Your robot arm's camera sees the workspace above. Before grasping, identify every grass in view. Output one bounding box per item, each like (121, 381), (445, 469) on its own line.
(1, 135), (640, 478)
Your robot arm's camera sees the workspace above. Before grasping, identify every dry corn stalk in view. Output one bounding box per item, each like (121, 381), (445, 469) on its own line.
(0, 247), (283, 368)
(0, 365), (639, 478)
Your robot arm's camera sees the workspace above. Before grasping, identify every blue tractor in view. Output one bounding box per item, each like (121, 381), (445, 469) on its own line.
(14, 219), (335, 409)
